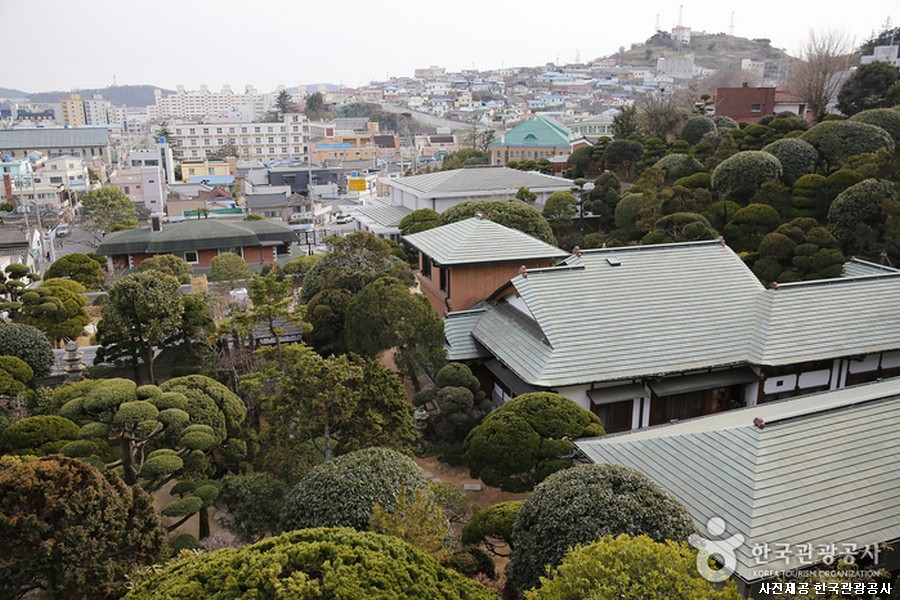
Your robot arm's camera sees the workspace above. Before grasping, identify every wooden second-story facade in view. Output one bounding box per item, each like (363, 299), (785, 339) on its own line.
(404, 216), (568, 316)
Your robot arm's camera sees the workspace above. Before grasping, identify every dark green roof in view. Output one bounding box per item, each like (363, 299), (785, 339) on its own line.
(96, 219), (299, 256)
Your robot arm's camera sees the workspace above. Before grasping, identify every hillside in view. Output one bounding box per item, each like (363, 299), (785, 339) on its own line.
(0, 87), (29, 100)
(608, 32), (795, 72)
(22, 85), (170, 107)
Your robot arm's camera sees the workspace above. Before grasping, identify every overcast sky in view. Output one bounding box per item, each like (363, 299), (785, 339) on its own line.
(4, 0), (897, 93)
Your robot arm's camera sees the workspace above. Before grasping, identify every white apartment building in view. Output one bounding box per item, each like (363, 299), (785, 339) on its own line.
(168, 113), (309, 162)
(84, 94), (111, 126)
(108, 166), (165, 213)
(152, 85), (287, 122)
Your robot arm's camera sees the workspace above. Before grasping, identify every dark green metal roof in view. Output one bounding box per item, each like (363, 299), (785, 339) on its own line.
(96, 219), (299, 256)
(94, 228), (155, 256)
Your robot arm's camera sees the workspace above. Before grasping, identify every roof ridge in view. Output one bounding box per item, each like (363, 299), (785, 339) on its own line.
(771, 271), (900, 289)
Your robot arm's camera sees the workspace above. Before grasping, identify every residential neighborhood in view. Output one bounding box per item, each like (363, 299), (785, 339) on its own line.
(1, 4), (899, 599)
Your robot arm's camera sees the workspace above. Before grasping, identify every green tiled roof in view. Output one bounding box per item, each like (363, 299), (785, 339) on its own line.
(576, 378), (900, 582)
(445, 308), (492, 361)
(403, 217), (568, 266)
(488, 116), (577, 147)
(96, 219), (298, 256)
(468, 240), (900, 387)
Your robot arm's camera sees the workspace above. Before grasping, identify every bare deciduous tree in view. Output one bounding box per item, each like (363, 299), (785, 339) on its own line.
(789, 30), (855, 121)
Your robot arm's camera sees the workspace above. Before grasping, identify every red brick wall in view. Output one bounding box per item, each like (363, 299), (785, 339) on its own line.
(123, 245), (277, 269)
(715, 87), (776, 123)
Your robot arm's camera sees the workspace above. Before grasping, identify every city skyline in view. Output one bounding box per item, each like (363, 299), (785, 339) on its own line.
(3, 0), (898, 94)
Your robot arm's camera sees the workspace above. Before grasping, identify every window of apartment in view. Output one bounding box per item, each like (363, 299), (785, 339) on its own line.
(293, 136), (300, 143)
(256, 148), (262, 154)
(182, 250), (199, 263)
(282, 147), (288, 153)
(255, 137), (262, 144)
(268, 148), (275, 154)
(189, 128), (196, 134)
(241, 127), (248, 133)
(202, 128), (209, 134)
(208, 168), (215, 175)
(281, 137), (287, 143)
(421, 254), (432, 278)
(217, 139), (224, 145)
(267, 126), (274, 133)
(188, 168), (196, 176)
(254, 127), (261, 133)
(751, 104), (762, 113)
(190, 140), (197, 146)
(229, 127), (236, 134)
(123, 186), (130, 194)
(191, 150), (199, 157)
(203, 139), (211, 146)
(216, 127), (223, 134)
(268, 137), (275, 144)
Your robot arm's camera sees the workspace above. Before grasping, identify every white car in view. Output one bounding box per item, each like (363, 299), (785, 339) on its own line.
(335, 214), (354, 224)
(55, 223), (71, 237)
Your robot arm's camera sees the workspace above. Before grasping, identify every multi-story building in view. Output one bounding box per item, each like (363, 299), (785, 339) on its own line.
(168, 113), (308, 162)
(714, 85), (808, 123)
(60, 94), (86, 127)
(83, 94), (111, 126)
(108, 167), (165, 213)
(488, 116), (588, 166)
(180, 158), (231, 182)
(125, 140), (177, 185)
(0, 128), (112, 164)
(860, 44), (900, 67)
(152, 85), (286, 122)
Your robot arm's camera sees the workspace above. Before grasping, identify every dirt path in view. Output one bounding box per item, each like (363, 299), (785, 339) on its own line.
(415, 456), (528, 509)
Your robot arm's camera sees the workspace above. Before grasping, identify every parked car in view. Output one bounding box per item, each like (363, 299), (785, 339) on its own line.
(335, 214), (354, 224)
(55, 223), (71, 237)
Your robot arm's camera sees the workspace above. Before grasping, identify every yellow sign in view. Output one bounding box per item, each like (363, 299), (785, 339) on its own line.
(348, 178), (367, 192)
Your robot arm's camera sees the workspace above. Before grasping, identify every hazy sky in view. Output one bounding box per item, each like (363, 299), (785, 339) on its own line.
(4, 0), (897, 93)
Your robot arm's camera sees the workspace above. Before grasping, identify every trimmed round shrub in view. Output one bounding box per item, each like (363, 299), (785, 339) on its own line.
(83, 378), (137, 413)
(527, 534), (742, 599)
(279, 447), (431, 532)
(123, 528), (494, 599)
(113, 401), (159, 426)
(0, 323), (54, 378)
(463, 393), (605, 492)
(673, 172), (711, 189)
(462, 500), (523, 548)
(160, 375), (247, 443)
(439, 200), (556, 245)
(723, 203), (782, 253)
(0, 356), (33, 384)
(712, 151), (783, 203)
(801, 120), (895, 171)
(827, 178), (899, 258)
(763, 138), (818, 185)
(713, 115), (739, 130)
(654, 153), (704, 181)
(0, 415), (79, 453)
(680, 115), (717, 144)
(849, 108), (900, 144)
(506, 464), (696, 595)
(45, 253), (105, 290)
